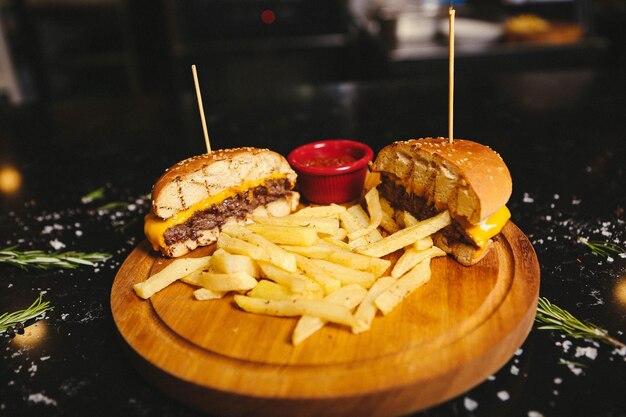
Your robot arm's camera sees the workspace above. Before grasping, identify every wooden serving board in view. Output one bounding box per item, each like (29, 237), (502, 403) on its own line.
(111, 221), (539, 417)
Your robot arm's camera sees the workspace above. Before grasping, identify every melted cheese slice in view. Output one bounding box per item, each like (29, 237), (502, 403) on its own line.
(145, 174), (287, 251)
(458, 205), (511, 248)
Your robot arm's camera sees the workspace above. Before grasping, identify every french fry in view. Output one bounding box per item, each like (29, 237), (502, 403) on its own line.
(339, 208), (362, 234)
(310, 259), (376, 288)
(352, 276), (396, 333)
(393, 211), (405, 228)
(364, 186), (383, 229)
(379, 197), (395, 217)
(380, 211), (400, 234)
(330, 227), (348, 241)
(257, 261), (323, 295)
(193, 288), (225, 301)
(391, 246), (446, 278)
(234, 295), (357, 327)
(402, 211), (420, 227)
(346, 204), (372, 228)
(280, 244), (334, 259)
(340, 208), (371, 250)
(292, 241), (391, 277)
(217, 233), (265, 259)
(198, 270), (258, 292)
(247, 279), (295, 300)
(348, 236), (368, 250)
(292, 284), (367, 345)
(356, 210), (451, 258)
(293, 204), (346, 218)
(246, 223), (318, 247)
(375, 258), (432, 315)
(347, 188), (383, 240)
(222, 224), (297, 272)
(322, 236), (352, 251)
(294, 254), (341, 294)
(344, 205), (383, 246)
(363, 171), (381, 191)
(252, 215), (340, 236)
(181, 268), (207, 286)
(133, 256), (212, 299)
(210, 248), (259, 277)
(413, 236), (434, 251)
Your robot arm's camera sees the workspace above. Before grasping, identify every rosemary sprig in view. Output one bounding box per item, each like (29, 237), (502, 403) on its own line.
(0, 246), (111, 270)
(97, 201), (131, 212)
(558, 358), (587, 369)
(81, 187), (106, 204)
(0, 292), (53, 334)
(536, 297), (625, 349)
(577, 237), (625, 257)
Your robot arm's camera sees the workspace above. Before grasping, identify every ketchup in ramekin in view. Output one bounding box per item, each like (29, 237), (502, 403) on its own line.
(288, 140), (374, 204)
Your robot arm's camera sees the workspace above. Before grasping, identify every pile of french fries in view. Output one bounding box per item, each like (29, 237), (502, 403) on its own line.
(133, 186), (451, 345)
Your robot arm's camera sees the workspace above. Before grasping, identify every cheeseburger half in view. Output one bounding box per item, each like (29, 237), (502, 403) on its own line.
(373, 137), (512, 266)
(145, 147), (300, 257)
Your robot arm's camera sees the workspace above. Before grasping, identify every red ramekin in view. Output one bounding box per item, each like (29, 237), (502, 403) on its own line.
(288, 140), (374, 204)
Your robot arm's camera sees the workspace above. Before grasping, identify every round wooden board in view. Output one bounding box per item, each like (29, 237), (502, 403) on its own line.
(111, 221), (539, 417)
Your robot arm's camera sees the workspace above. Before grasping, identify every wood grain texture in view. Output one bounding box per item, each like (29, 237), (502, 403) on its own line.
(111, 221), (539, 417)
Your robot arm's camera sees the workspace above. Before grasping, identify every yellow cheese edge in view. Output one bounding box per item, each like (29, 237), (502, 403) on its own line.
(145, 173), (288, 251)
(459, 205), (511, 248)
(381, 174), (511, 249)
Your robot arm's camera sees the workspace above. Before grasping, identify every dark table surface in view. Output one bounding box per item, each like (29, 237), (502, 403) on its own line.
(1, 63), (625, 417)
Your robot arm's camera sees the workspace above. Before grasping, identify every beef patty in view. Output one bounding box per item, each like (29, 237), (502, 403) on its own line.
(163, 178), (292, 246)
(377, 174), (474, 247)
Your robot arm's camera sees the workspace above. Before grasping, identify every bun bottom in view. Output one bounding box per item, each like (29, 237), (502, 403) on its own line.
(432, 232), (492, 266)
(161, 192), (300, 258)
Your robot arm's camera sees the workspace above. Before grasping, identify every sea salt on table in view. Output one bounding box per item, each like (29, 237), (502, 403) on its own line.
(463, 397), (478, 411)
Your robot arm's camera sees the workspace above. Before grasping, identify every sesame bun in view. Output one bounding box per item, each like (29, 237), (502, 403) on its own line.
(372, 137), (511, 225)
(152, 147), (297, 220)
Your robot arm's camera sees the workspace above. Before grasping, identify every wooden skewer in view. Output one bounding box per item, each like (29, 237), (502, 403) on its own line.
(192, 64), (211, 154)
(448, 6), (455, 144)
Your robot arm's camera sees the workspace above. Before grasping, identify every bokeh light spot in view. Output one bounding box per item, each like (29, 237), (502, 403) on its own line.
(261, 9), (276, 25)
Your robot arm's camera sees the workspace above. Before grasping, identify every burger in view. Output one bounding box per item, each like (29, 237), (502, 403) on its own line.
(372, 137), (512, 266)
(144, 147), (300, 257)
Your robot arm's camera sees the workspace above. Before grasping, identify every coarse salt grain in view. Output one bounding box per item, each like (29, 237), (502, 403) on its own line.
(561, 340), (572, 353)
(612, 346), (626, 356)
(49, 239), (65, 250)
(463, 397), (478, 411)
(497, 391), (510, 401)
(567, 364), (583, 375)
(27, 393), (57, 406)
(510, 365), (519, 375)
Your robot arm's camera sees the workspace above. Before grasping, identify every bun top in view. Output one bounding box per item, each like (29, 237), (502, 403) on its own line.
(152, 147), (296, 220)
(373, 138), (512, 224)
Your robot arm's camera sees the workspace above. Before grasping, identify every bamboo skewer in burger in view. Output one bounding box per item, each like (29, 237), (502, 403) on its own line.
(371, 8), (512, 266)
(192, 64), (212, 154)
(448, 6), (455, 144)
